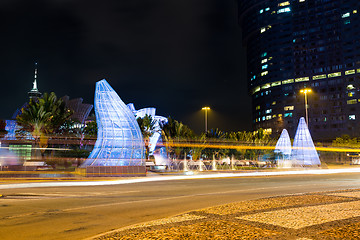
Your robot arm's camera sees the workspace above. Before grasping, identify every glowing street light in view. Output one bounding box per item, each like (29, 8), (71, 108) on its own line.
(300, 88), (312, 126)
(201, 107), (210, 132)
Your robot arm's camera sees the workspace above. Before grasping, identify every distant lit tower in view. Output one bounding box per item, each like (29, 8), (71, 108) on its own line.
(28, 62), (42, 101)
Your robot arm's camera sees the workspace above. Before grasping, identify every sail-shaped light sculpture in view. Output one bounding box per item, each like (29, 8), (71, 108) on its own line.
(81, 79), (145, 167)
(291, 117), (321, 166)
(275, 129), (292, 168)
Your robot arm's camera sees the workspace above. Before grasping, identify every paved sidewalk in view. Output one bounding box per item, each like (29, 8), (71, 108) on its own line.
(92, 189), (360, 240)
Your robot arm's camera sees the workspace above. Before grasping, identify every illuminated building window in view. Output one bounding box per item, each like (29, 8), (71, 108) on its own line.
(299, 0), (305, 2)
(260, 9), (264, 14)
(253, 86), (261, 94)
(278, 114), (283, 117)
(282, 79), (294, 84)
(342, 13), (350, 18)
(261, 59), (268, 64)
(328, 72), (341, 78)
(357, 69), (360, 73)
(278, 1), (290, 7)
(261, 27), (266, 33)
(345, 20), (351, 24)
(265, 7), (270, 11)
(277, 7), (291, 14)
(256, 105), (261, 110)
(261, 52), (268, 57)
(347, 84), (355, 90)
(271, 81), (281, 87)
(266, 115), (272, 120)
(295, 77), (309, 82)
(354, 10), (358, 14)
(262, 64), (268, 69)
(313, 74), (326, 80)
(262, 116), (266, 121)
(347, 99), (357, 104)
(272, 101), (276, 105)
(284, 113), (293, 118)
(266, 109), (272, 114)
(284, 106), (294, 111)
(348, 92), (355, 97)
(261, 71), (269, 76)
(261, 83), (270, 89)
(272, 114), (277, 118)
(345, 69), (356, 75)
(349, 115), (356, 120)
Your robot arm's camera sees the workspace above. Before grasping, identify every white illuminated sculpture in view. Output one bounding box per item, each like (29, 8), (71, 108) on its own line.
(127, 103), (169, 166)
(275, 129), (292, 168)
(81, 79), (145, 167)
(291, 117), (321, 166)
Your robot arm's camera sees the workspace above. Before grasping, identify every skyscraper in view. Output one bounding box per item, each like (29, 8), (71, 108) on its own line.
(238, 0), (360, 140)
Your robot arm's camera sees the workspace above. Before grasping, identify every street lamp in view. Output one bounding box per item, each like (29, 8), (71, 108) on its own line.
(300, 88), (312, 126)
(201, 107), (210, 132)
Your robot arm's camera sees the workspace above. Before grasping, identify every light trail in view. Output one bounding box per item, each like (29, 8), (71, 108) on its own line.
(1, 168), (360, 190)
(164, 142), (360, 153)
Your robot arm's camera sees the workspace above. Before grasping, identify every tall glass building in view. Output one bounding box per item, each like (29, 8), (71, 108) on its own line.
(238, 0), (360, 140)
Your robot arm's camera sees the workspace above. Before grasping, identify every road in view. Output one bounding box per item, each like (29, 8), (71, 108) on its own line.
(1, 172), (360, 240)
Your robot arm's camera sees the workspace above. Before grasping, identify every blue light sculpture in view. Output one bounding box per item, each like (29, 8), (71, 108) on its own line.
(291, 117), (321, 166)
(274, 129), (292, 168)
(81, 79), (145, 167)
(127, 104), (169, 166)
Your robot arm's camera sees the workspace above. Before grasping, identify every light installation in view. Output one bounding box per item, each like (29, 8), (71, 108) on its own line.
(127, 103), (168, 166)
(291, 117), (321, 166)
(81, 79), (145, 167)
(275, 129), (292, 168)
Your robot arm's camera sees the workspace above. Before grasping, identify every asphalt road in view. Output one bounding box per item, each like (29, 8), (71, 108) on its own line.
(1, 172), (360, 240)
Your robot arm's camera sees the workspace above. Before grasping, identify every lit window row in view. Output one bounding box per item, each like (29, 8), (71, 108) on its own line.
(284, 106), (294, 111)
(277, 7), (291, 14)
(260, 25), (272, 33)
(251, 69), (360, 95)
(259, 7), (270, 14)
(347, 99), (357, 105)
(278, 1), (290, 7)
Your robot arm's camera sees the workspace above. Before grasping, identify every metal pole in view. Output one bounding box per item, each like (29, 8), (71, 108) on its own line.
(305, 92), (309, 126)
(205, 109), (208, 132)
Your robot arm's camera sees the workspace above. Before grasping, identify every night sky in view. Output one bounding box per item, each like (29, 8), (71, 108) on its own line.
(0, 0), (251, 133)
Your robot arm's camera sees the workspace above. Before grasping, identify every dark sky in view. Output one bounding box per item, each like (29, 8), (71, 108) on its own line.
(0, 0), (251, 133)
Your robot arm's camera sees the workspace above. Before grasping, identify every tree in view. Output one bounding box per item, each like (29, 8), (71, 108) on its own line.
(160, 117), (194, 160)
(16, 92), (73, 156)
(83, 121), (97, 137)
(137, 114), (157, 159)
(0, 120), (7, 137)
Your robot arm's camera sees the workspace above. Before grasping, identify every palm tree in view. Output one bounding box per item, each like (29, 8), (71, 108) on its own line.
(137, 114), (156, 159)
(160, 117), (194, 160)
(16, 92), (73, 156)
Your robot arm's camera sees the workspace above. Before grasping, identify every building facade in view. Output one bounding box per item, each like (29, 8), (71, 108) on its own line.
(238, 0), (360, 140)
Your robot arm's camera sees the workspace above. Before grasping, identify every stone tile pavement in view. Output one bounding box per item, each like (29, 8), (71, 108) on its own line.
(93, 189), (360, 239)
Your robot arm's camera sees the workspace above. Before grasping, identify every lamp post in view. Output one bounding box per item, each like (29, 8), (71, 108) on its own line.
(300, 88), (312, 126)
(201, 107), (210, 132)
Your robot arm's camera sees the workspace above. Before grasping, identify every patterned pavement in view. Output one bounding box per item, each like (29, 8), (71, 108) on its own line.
(93, 189), (360, 239)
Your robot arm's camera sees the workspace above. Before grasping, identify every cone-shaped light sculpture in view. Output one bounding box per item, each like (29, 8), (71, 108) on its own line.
(291, 117), (321, 166)
(275, 129), (292, 156)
